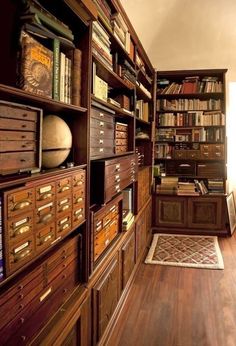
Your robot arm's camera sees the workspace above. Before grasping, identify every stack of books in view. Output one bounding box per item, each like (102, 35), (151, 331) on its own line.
(111, 13), (130, 54)
(194, 180), (208, 195)
(93, 0), (112, 32)
(136, 100), (149, 122)
(177, 181), (200, 196)
(208, 179), (224, 194)
(122, 210), (134, 231)
(92, 21), (113, 70)
(156, 177), (178, 195)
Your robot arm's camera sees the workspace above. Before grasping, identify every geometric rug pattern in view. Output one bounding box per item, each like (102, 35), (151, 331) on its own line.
(145, 234), (224, 269)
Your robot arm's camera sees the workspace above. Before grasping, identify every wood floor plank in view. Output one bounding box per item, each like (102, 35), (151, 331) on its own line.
(108, 233), (236, 346)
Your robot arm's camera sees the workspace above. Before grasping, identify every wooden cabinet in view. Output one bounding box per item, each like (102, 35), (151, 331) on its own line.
(135, 166), (152, 213)
(153, 195), (227, 234)
(121, 227), (136, 290)
(92, 253), (121, 345)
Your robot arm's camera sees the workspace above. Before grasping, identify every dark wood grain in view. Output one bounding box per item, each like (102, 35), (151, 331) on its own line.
(108, 233), (236, 346)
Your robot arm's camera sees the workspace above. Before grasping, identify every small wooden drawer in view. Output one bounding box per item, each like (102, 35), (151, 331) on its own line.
(35, 223), (56, 252)
(47, 251), (77, 285)
(35, 202), (55, 229)
(115, 138), (128, 146)
(91, 108), (114, 124)
(115, 146), (128, 154)
(6, 187), (34, 218)
(0, 102), (39, 122)
(56, 176), (72, 196)
(174, 150), (186, 159)
(0, 117), (37, 132)
(72, 206), (85, 227)
(35, 182), (55, 206)
(115, 122), (128, 132)
(0, 130), (36, 141)
(7, 212), (33, 242)
(197, 162), (225, 178)
(90, 137), (114, 147)
(186, 150), (200, 159)
(166, 161), (196, 176)
(0, 151), (37, 174)
(56, 213), (72, 237)
(90, 127), (114, 139)
(72, 170), (85, 191)
(115, 130), (128, 139)
(90, 146), (114, 157)
(211, 144), (224, 159)
(56, 195), (72, 215)
(94, 217), (119, 261)
(8, 236), (35, 274)
(0, 140), (36, 152)
(73, 189), (85, 206)
(90, 117), (114, 131)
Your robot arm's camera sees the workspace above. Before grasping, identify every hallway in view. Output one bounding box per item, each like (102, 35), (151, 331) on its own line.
(108, 233), (236, 346)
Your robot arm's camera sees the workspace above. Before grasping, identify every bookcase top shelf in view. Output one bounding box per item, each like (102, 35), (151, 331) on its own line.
(157, 92), (224, 99)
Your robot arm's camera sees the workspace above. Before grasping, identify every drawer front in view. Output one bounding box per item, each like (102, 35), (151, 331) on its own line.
(0, 140), (36, 152)
(91, 137), (114, 147)
(90, 126), (114, 139)
(90, 117), (114, 131)
(7, 212), (33, 243)
(56, 195), (72, 215)
(35, 223), (56, 252)
(47, 251), (78, 285)
(115, 146), (128, 154)
(115, 123), (128, 132)
(73, 189), (85, 207)
(0, 117), (36, 131)
(115, 130), (128, 139)
(56, 176), (72, 196)
(0, 151), (36, 173)
(94, 217), (119, 261)
(72, 170), (86, 191)
(115, 138), (128, 146)
(166, 161), (196, 176)
(0, 130), (36, 141)
(90, 146), (114, 157)
(6, 187), (34, 218)
(72, 206), (85, 227)
(56, 213), (72, 238)
(35, 202), (55, 229)
(174, 150), (186, 159)
(197, 162), (225, 178)
(8, 237), (35, 274)
(211, 144), (224, 159)
(0, 103), (38, 121)
(35, 182), (55, 206)
(91, 108), (114, 123)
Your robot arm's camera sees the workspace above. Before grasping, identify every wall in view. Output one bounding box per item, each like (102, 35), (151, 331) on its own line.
(121, 0), (236, 192)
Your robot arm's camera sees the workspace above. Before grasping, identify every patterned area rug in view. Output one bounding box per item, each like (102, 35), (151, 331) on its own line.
(145, 234), (224, 269)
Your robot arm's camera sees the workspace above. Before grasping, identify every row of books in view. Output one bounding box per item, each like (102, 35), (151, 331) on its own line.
(92, 21), (113, 71)
(111, 12), (131, 55)
(157, 76), (223, 94)
(157, 98), (222, 111)
(0, 197), (3, 281)
(155, 177), (223, 196)
(155, 144), (172, 159)
(18, 1), (82, 105)
(136, 100), (149, 122)
(156, 127), (224, 142)
(157, 111), (225, 127)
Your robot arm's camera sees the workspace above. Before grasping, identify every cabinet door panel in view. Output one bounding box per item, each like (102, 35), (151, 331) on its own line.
(121, 229), (135, 290)
(154, 196), (187, 227)
(93, 255), (120, 343)
(188, 197), (222, 229)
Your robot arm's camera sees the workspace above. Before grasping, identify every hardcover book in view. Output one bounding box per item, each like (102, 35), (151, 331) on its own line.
(18, 31), (53, 98)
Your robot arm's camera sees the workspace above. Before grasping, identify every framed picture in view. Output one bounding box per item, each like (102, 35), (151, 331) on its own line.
(226, 192), (236, 235)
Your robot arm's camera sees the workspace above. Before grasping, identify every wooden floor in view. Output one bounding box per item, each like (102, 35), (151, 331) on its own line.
(108, 232), (236, 346)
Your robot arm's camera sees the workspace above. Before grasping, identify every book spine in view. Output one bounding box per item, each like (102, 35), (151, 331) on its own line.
(71, 48), (82, 106)
(64, 56), (69, 103)
(52, 38), (60, 101)
(68, 57), (72, 104)
(60, 52), (66, 102)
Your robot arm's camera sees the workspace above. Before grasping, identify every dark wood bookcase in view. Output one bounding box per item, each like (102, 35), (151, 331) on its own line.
(153, 69), (229, 235)
(0, 0), (154, 344)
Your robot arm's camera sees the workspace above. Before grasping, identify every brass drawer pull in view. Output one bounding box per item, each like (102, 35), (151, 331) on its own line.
(39, 232), (53, 245)
(14, 249), (31, 262)
(39, 213), (53, 224)
(39, 192), (53, 200)
(12, 200), (31, 211)
(13, 225), (30, 237)
(59, 185), (70, 192)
